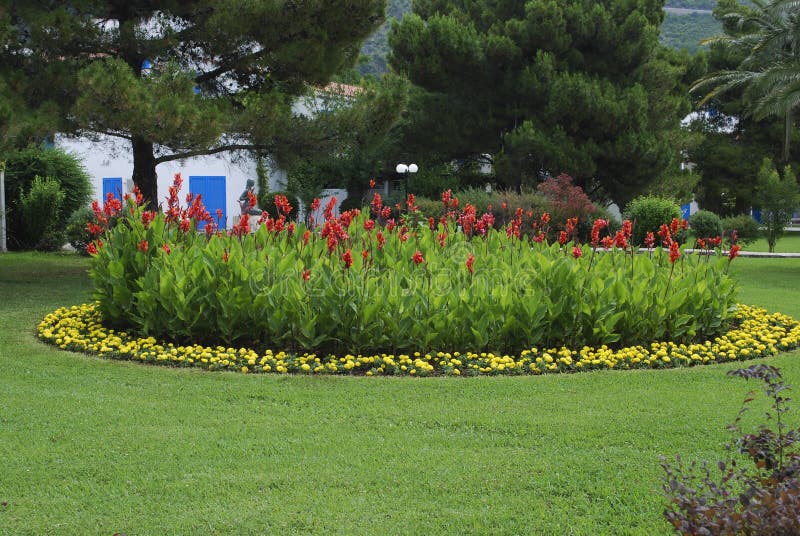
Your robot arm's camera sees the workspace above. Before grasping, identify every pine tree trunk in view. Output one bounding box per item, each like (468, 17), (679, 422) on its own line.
(132, 137), (158, 209)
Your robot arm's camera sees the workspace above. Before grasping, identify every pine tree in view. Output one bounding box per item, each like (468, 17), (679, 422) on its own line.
(0, 1), (386, 205)
(388, 0), (691, 206)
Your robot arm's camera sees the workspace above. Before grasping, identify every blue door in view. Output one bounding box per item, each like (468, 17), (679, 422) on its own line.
(102, 177), (123, 202)
(189, 175), (226, 229)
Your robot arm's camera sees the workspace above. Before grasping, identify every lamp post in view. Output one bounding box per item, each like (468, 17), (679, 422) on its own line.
(395, 163), (418, 200)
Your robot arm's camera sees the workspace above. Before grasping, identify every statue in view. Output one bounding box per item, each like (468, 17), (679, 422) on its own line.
(238, 179), (263, 216)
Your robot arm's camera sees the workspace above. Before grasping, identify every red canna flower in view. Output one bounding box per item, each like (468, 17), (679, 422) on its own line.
(428, 217), (436, 231)
(138, 240), (149, 252)
(437, 232), (447, 247)
(406, 193), (417, 211)
(644, 232), (655, 249)
(669, 241), (680, 264)
(141, 210), (156, 229)
(86, 222), (104, 236)
(377, 231), (386, 250)
(622, 220), (633, 240)
(310, 198), (321, 212)
(362, 249), (369, 260)
(501, 202), (507, 210)
(287, 222), (296, 237)
(466, 253), (475, 274)
(558, 230), (568, 245)
(303, 229), (311, 246)
(728, 244), (741, 261)
(531, 232), (545, 243)
(412, 250), (424, 265)
(441, 189), (452, 208)
(590, 218), (608, 247)
(302, 268), (310, 282)
(86, 242), (98, 255)
(697, 238), (706, 250)
(613, 230), (627, 249)
(223, 250), (229, 263)
(369, 178), (376, 189)
(658, 224), (672, 247)
(162, 244), (171, 254)
(601, 236), (613, 249)
(572, 246), (583, 259)
(364, 219), (375, 231)
(540, 212), (550, 225)
(670, 217), (680, 236)
(342, 249), (353, 269)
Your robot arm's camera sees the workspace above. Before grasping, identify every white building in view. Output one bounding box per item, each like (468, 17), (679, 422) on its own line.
(56, 83), (358, 227)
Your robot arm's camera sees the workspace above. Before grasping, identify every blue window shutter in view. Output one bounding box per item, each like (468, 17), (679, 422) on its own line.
(102, 177), (123, 202)
(189, 175), (226, 229)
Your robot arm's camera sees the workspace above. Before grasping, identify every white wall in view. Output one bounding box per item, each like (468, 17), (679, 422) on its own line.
(57, 134), (257, 224)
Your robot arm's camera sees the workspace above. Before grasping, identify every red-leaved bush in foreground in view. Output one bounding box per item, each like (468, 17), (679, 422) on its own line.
(662, 364), (800, 535)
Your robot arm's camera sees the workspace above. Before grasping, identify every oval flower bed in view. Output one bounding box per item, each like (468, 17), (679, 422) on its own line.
(38, 302), (800, 376)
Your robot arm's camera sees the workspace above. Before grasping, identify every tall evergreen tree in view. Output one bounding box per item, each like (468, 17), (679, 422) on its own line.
(0, 1), (386, 205)
(388, 0), (691, 206)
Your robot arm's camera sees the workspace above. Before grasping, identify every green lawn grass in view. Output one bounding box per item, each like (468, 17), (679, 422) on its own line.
(1, 252), (798, 535)
(741, 230), (800, 253)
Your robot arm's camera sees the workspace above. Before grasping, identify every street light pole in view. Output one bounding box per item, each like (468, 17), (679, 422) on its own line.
(395, 163), (418, 200)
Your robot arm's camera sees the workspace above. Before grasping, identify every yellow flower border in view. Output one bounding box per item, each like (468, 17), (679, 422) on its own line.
(38, 303), (800, 376)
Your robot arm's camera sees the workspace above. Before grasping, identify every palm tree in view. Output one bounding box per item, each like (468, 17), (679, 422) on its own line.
(691, 0), (800, 162)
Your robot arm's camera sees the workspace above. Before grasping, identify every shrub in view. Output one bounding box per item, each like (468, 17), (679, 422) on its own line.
(689, 209), (723, 242)
(17, 176), (66, 251)
(662, 365), (800, 535)
(755, 158), (800, 253)
(87, 175), (739, 356)
(624, 195), (684, 246)
(337, 196), (365, 213)
(2, 145), (91, 250)
(722, 214), (761, 246)
(65, 206), (96, 255)
(537, 173), (599, 225)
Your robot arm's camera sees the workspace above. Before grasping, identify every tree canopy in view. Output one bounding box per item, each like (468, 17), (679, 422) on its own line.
(0, 1), (387, 205)
(387, 0), (693, 206)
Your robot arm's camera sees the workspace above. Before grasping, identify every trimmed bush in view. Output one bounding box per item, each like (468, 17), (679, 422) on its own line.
(689, 209), (723, 241)
(722, 214), (761, 246)
(17, 176), (66, 251)
(65, 206), (96, 255)
(2, 146), (91, 250)
(624, 195), (684, 246)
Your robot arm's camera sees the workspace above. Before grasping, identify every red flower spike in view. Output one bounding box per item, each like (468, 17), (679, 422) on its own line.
(302, 229), (311, 246)
(412, 250), (424, 265)
(601, 236), (613, 249)
(644, 232), (655, 249)
(729, 244), (741, 261)
(223, 250), (229, 263)
(466, 253), (475, 274)
(669, 241), (680, 264)
(302, 269), (310, 282)
(377, 231), (386, 250)
(310, 198), (321, 212)
(138, 240), (149, 253)
(162, 244), (171, 254)
(342, 249), (353, 269)
(572, 246), (583, 259)
(86, 242), (98, 255)
(369, 179), (376, 189)
(362, 249), (369, 260)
